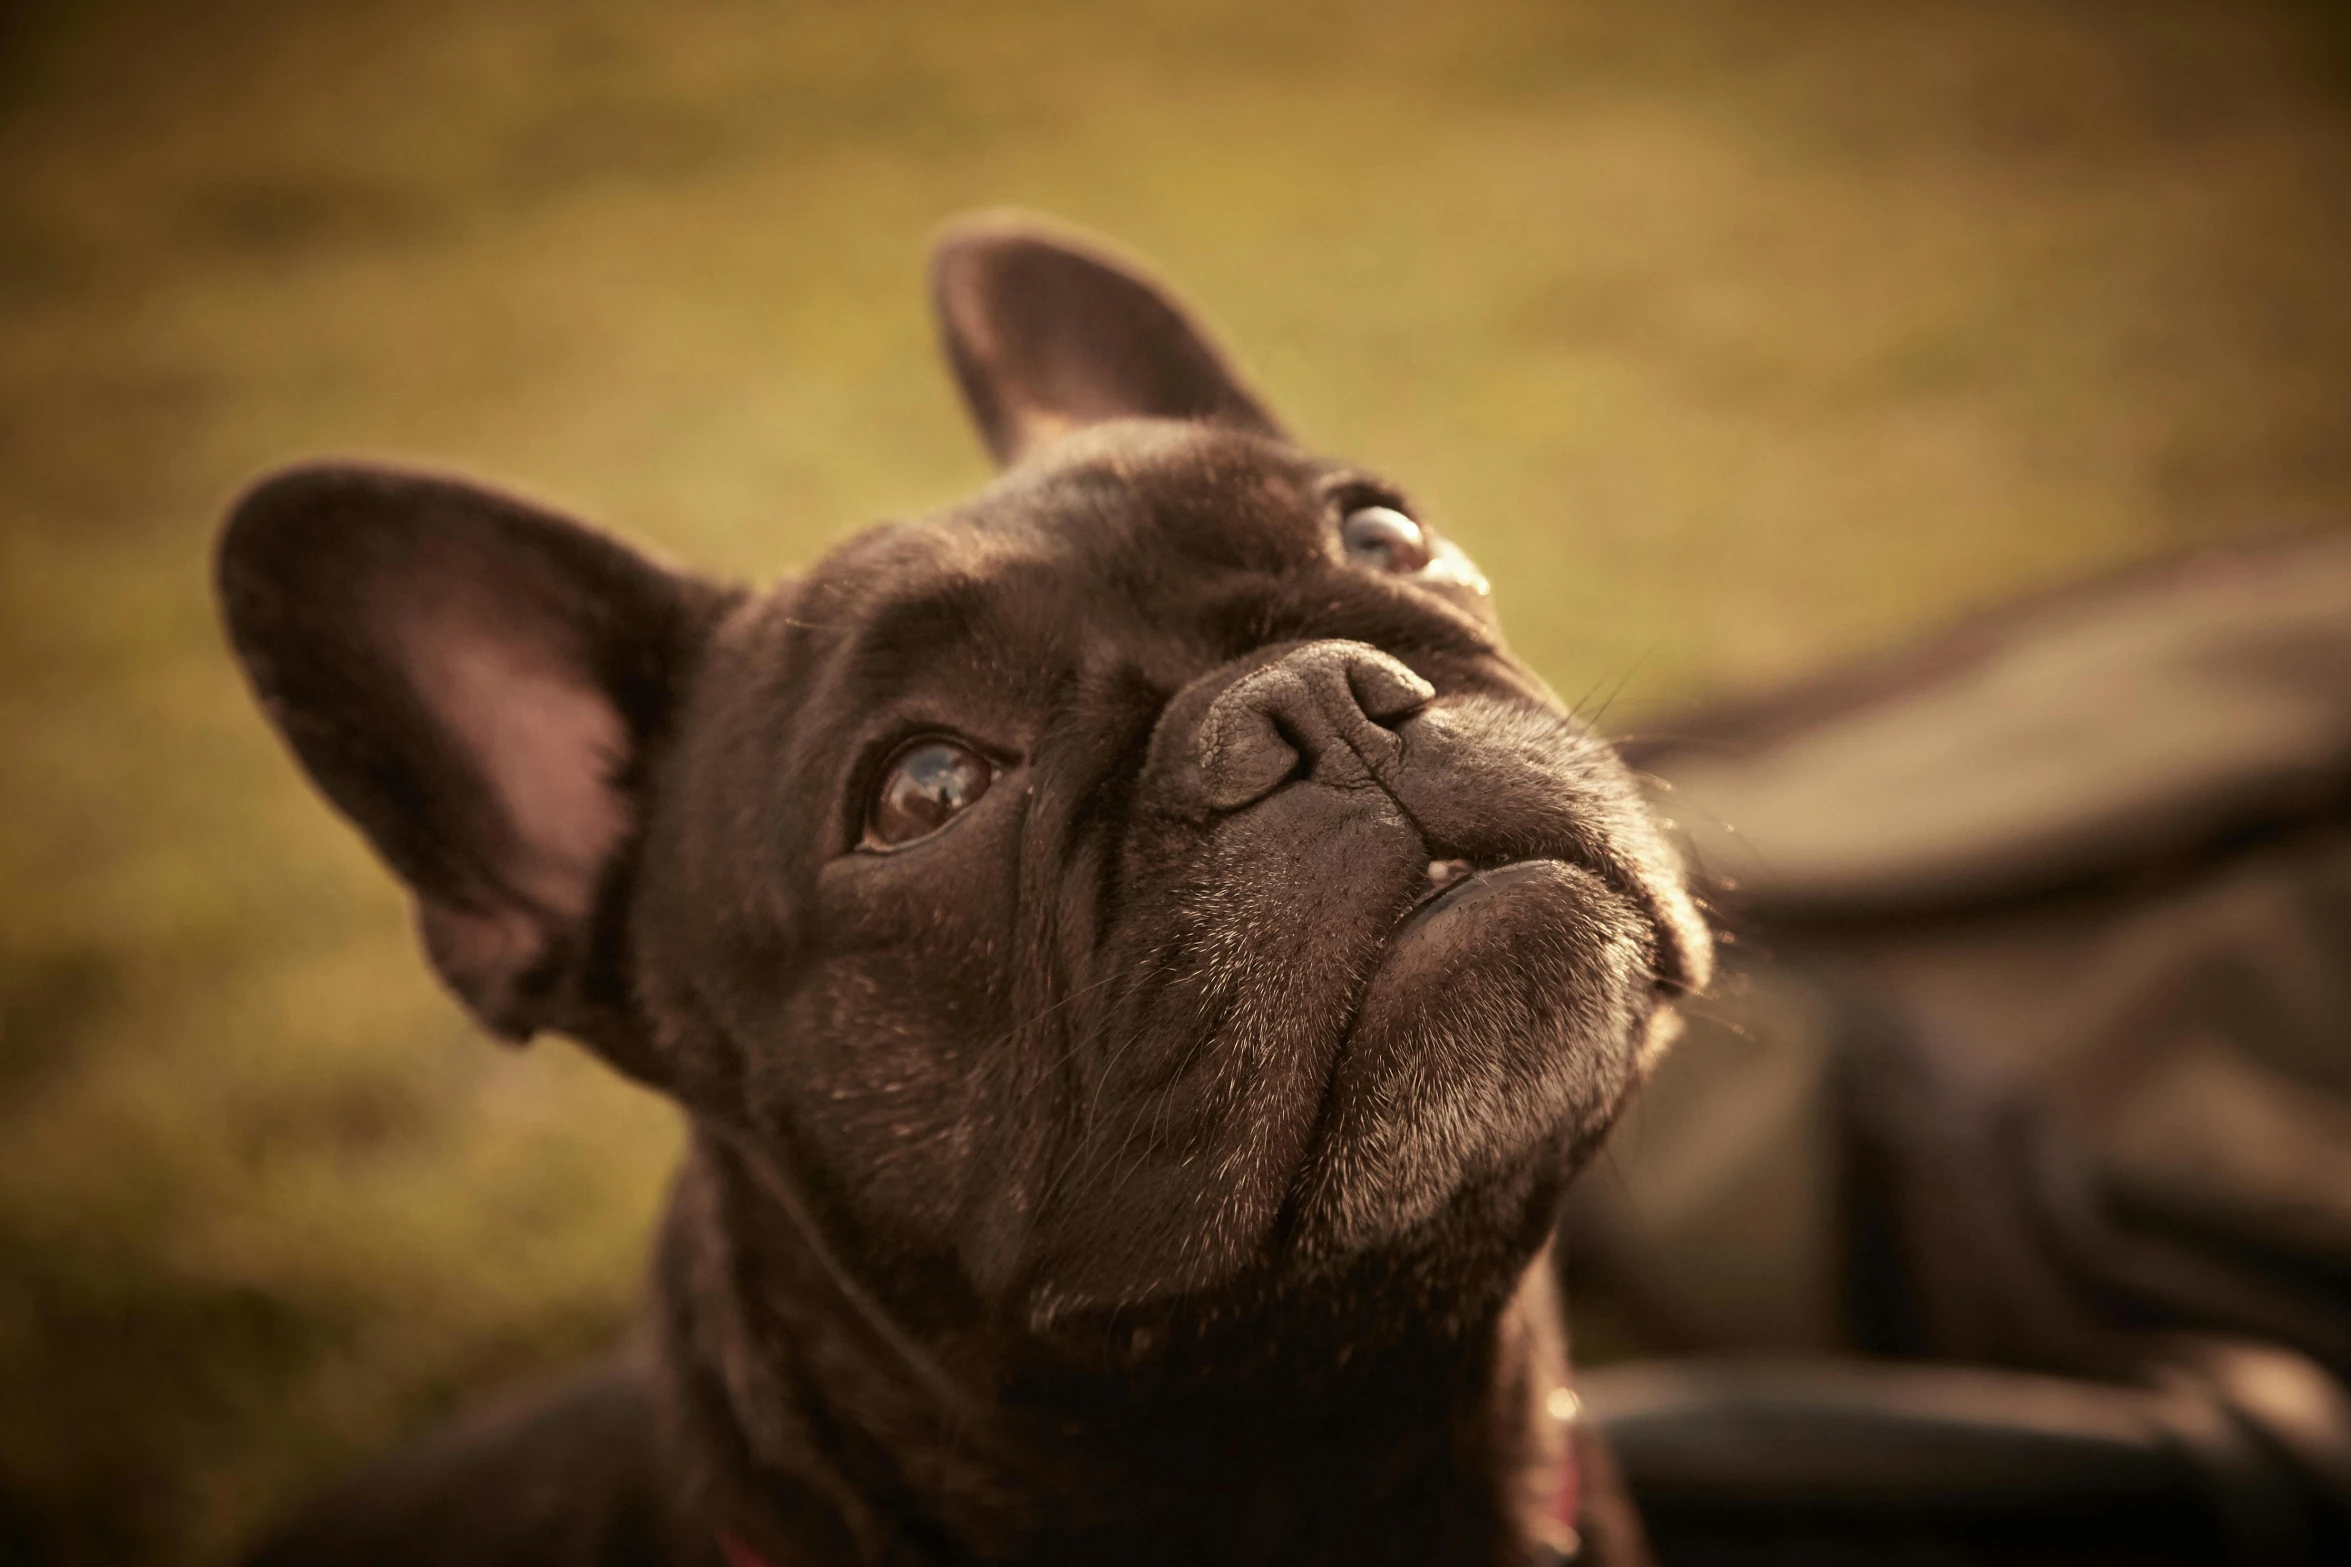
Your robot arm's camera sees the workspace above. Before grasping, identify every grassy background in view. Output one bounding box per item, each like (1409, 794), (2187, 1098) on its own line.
(3, 0), (2348, 1560)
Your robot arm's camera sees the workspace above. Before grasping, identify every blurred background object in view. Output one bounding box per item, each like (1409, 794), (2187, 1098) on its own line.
(1576, 533), (2351, 1563)
(2, 0), (2348, 1562)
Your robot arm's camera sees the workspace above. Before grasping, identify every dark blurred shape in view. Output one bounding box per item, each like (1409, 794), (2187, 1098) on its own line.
(1643, 534), (2351, 915)
(1590, 1348), (2351, 1566)
(1577, 529), (2351, 1562)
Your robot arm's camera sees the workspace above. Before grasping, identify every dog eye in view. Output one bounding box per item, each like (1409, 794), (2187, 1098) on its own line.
(1340, 505), (1432, 575)
(864, 738), (994, 850)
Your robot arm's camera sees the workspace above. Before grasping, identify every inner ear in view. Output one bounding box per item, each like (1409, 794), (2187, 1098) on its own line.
(387, 566), (631, 924)
(217, 462), (728, 1066)
(929, 211), (1285, 466)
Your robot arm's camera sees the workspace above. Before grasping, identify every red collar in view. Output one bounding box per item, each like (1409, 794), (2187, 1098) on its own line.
(717, 1535), (773, 1567)
(718, 1401), (1585, 1566)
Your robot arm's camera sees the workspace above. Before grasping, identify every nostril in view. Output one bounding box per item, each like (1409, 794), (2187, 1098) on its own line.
(1346, 651), (1434, 726)
(1191, 641), (1433, 814)
(1198, 701), (1304, 812)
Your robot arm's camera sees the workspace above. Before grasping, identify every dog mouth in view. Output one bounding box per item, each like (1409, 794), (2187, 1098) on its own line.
(1276, 844), (1669, 1258)
(1392, 856), (1564, 935)
(1389, 851), (1666, 980)
(1395, 839), (1699, 999)
(1011, 803), (1695, 1315)
(1401, 855), (1480, 921)
(1392, 852), (1585, 933)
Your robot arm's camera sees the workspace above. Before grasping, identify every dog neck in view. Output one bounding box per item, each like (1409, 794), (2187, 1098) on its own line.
(651, 1128), (1584, 1567)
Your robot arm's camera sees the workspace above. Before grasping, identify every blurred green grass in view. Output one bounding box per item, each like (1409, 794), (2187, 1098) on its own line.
(2, 0), (2348, 1560)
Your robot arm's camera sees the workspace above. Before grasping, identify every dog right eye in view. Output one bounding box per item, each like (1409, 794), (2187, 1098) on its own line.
(863, 738), (995, 850)
(1340, 505), (1433, 575)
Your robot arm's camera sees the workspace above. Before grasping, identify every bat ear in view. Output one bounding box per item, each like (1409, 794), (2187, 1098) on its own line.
(929, 211), (1285, 466)
(215, 462), (730, 1072)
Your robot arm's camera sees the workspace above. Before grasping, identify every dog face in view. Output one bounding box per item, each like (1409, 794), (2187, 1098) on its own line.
(218, 217), (1708, 1351)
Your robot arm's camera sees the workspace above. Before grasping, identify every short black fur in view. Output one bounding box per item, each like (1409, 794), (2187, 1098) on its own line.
(222, 212), (1710, 1567)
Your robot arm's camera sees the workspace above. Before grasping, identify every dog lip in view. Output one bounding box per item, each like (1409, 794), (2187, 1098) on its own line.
(1405, 826), (1697, 996)
(1393, 857), (1550, 933)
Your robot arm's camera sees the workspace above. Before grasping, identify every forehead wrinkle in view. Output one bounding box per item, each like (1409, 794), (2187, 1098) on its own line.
(828, 563), (1094, 753)
(837, 576), (997, 697)
(1023, 428), (1331, 573)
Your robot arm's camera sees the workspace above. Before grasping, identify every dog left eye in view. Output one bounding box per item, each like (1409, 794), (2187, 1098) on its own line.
(864, 738), (994, 850)
(1340, 506), (1432, 575)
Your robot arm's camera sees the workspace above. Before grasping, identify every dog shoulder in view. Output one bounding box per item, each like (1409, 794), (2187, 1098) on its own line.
(244, 1359), (716, 1567)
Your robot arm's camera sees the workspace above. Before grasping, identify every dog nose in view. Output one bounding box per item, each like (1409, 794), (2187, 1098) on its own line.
(1195, 641), (1434, 811)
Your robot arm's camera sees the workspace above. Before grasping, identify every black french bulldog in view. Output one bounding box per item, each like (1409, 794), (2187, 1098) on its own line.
(218, 215), (1710, 1567)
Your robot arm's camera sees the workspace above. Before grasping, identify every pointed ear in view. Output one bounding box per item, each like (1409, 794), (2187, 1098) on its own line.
(929, 212), (1285, 467)
(216, 463), (730, 1072)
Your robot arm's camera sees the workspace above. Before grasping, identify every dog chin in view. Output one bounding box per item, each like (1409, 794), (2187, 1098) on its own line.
(1289, 856), (1663, 1259)
(1014, 850), (1669, 1328)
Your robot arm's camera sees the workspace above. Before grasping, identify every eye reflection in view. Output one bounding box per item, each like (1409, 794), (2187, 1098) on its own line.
(864, 738), (994, 849)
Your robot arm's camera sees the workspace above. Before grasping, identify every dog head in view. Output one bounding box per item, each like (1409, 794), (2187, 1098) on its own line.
(218, 215), (1708, 1356)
